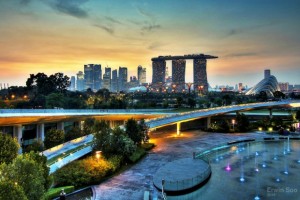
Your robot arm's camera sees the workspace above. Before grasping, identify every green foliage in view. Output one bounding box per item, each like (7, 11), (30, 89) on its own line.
(0, 181), (28, 200)
(82, 118), (96, 135)
(44, 186), (74, 200)
(128, 147), (146, 163)
(54, 156), (118, 188)
(44, 129), (65, 149)
(125, 118), (143, 145)
(210, 120), (230, 133)
(46, 93), (65, 108)
(296, 110), (300, 121)
(24, 151), (52, 190)
(24, 139), (44, 153)
(236, 113), (250, 132)
(273, 91), (285, 99)
(26, 72), (70, 96)
(187, 98), (196, 108)
(0, 133), (19, 164)
(0, 154), (46, 200)
(92, 122), (136, 157)
(65, 127), (83, 142)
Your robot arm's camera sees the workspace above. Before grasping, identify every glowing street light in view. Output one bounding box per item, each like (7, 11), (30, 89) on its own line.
(95, 151), (102, 160)
(232, 119), (235, 132)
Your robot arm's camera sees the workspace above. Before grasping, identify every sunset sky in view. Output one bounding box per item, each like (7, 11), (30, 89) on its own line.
(1, 0), (300, 87)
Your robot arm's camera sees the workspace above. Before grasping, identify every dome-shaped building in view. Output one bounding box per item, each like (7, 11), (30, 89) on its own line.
(246, 75), (280, 97)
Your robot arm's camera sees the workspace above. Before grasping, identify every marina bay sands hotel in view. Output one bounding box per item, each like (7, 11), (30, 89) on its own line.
(151, 54), (217, 92)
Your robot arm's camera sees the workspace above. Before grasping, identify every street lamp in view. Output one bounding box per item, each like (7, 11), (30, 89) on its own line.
(232, 119), (235, 132)
(11, 94), (15, 99)
(95, 151), (102, 160)
(172, 84), (176, 93)
(185, 83), (193, 94)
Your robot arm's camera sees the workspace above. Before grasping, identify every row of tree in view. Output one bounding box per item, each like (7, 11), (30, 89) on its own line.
(0, 134), (51, 200)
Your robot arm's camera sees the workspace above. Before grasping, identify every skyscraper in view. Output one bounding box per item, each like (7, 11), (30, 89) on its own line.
(102, 72), (111, 90)
(193, 59), (208, 93)
(70, 76), (76, 91)
(76, 71), (84, 91)
(111, 69), (118, 92)
(104, 67), (111, 90)
(84, 64), (93, 90)
(137, 65), (146, 85)
(172, 59), (186, 91)
(93, 64), (102, 91)
(264, 69), (271, 79)
(118, 67), (128, 92)
(152, 60), (166, 91)
(84, 64), (102, 91)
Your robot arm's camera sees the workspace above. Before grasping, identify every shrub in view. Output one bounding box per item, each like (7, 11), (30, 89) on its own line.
(54, 155), (121, 188)
(128, 147), (146, 163)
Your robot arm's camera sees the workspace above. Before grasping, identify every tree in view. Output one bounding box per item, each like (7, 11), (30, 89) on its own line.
(0, 133), (19, 164)
(0, 181), (28, 200)
(0, 154), (46, 200)
(187, 98), (196, 108)
(236, 113), (250, 132)
(92, 120), (116, 156)
(176, 97), (183, 107)
(44, 129), (65, 149)
(24, 151), (52, 190)
(65, 127), (83, 141)
(24, 140), (43, 153)
(82, 118), (96, 135)
(256, 91), (268, 101)
(46, 93), (65, 108)
(273, 91), (285, 99)
(125, 118), (143, 145)
(26, 72), (70, 96)
(138, 119), (150, 142)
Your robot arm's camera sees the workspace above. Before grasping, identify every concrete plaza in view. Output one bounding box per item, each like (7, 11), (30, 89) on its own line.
(92, 130), (268, 200)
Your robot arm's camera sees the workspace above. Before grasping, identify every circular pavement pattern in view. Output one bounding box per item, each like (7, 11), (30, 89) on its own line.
(153, 157), (211, 194)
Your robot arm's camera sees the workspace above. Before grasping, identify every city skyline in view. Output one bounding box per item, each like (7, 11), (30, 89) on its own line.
(1, 0), (300, 87)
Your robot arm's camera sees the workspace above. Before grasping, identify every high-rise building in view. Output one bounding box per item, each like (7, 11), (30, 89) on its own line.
(93, 64), (102, 91)
(118, 67), (128, 92)
(238, 83), (243, 92)
(264, 69), (271, 79)
(194, 59), (208, 93)
(152, 60), (166, 91)
(84, 64), (93, 90)
(102, 72), (111, 90)
(137, 65), (146, 85)
(278, 82), (289, 92)
(70, 76), (76, 91)
(104, 67), (111, 90)
(76, 71), (84, 91)
(111, 69), (118, 92)
(172, 59), (186, 91)
(84, 64), (102, 91)
(105, 67), (111, 78)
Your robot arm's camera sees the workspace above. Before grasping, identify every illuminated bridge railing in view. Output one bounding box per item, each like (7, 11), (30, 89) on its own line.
(0, 108), (172, 115)
(147, 100), (298, 128)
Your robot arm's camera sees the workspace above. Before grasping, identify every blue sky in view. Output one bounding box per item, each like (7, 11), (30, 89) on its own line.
(0, 0), (299, 87)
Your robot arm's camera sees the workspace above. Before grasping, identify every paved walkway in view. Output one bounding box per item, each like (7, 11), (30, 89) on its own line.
(92, 130), (268, 200)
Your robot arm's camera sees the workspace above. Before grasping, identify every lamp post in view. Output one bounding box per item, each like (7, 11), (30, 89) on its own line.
(232, 119), (235, 132)
(172, 84), (177, 93)
(185, 83), (193, 95)
(197, 85), (204, 96)
(95, 151), (102, 160)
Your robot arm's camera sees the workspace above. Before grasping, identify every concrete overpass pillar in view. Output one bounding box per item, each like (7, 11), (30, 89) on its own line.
(13, 125), (23, 153)
(37, 123), (45, 141)
(269, 108), (273, 119)
(177, 122), (181, 135)
(206, 117), (211, 129)
(57, 122), (64, 133)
